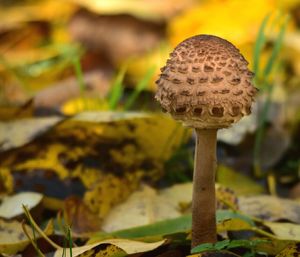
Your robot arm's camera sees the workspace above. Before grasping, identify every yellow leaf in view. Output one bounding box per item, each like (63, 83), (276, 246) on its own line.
(0, 168), (14, 195)
(264, 221), (300, 241)
(168, 0), (280, 64)
(276, 243), (300, 257)
(1, 112), (186, 219)
(256, 239), (295, 256)
(217, 165), (265, 196)
(217, 217), (253, 233)
(215, 184), (239, 210)
(168, 0), (275, 46)
(126, 44), (171, 90)
(0, 0), (75, 26)
(61, 97), (109, 116)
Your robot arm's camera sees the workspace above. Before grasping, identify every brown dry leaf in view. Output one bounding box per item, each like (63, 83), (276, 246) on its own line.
(64, 196), (102, 236)
(34, 70), (112, 111)
(0, 101), (34, 121)
(0, 219), (53, 255)
(53, 239), (166, 257)
(68, 10), (163, 65)
(239, 195), (300, 223)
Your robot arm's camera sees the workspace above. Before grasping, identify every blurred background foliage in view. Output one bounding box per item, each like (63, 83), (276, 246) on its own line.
(0, 0), (300, 199)
(0, 1), (300, 255)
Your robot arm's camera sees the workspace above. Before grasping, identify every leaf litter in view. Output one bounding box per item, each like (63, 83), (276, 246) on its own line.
(0, 0), (300, 256)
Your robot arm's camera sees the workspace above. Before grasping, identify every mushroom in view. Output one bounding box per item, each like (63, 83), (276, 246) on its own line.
(155, 35), (257, 247)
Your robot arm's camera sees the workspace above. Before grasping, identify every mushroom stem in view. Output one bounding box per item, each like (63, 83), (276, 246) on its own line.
(192, 128), (217, 248)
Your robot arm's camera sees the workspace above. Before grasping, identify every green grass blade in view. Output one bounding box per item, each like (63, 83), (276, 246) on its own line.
(124, 65), (156, 110)
(263, 15), (289, 78)
(253, 14), (271, 77)
(108, 65), (127, 110)
(68, 227), (73, 257)
(72, 56), (85, 94)
(253, 85), (273, 177)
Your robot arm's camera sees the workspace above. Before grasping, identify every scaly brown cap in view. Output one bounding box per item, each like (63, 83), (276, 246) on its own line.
(155, 34), (258, 129)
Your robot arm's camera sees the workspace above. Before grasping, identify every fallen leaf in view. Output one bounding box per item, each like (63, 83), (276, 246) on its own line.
(63, 196), (102, 236)
(188, 253), (241, 257)
(61, 97), (109, 115)
(217, 108), (257, 145)
(168, 0), (276, 60)
(90, 210), (254, 243)
(264, 221), (300, 240)
(102, 185), (181, 232)
(0, 117), (62, 152)
(68, 10), (163, 65)
(256, 239), (297, 256)
(276, 242), (300, 257)
(34, 70), (112, 111)
(0, 112), (186, 219)
(217, 210), (255, 233)
(102, 184), (240, 233)
(0, 219), (53, 255)
(0, 168), (14, 195)
(217, 165), (265, 196)
(53, 239), (166, 257)
(239, 195), (300, 223)
(0, 192), (43, 219)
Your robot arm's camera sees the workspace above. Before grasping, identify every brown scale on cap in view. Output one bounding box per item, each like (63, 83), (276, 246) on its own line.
(155, 34), (258, 129)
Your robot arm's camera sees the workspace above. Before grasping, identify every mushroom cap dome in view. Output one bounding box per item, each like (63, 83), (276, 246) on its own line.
(155, 34), (258, 129)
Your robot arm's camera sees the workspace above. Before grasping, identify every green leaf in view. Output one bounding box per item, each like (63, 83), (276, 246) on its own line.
(105, 214), (192, 239)
(90, 210), (254, 244)
(191, 239), (269, 254)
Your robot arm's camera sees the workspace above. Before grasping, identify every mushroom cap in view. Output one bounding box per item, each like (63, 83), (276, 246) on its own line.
(155, 34), (258, 129)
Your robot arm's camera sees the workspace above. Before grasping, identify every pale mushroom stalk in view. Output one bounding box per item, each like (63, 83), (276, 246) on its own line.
(192, 128), (217, 246)
(155, 34), (257, 249)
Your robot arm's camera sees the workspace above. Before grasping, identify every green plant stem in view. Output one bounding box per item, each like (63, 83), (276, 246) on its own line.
(253, 86), (272, 177)
(23, 205), (62, 250)
(22, 221), (45, 257)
